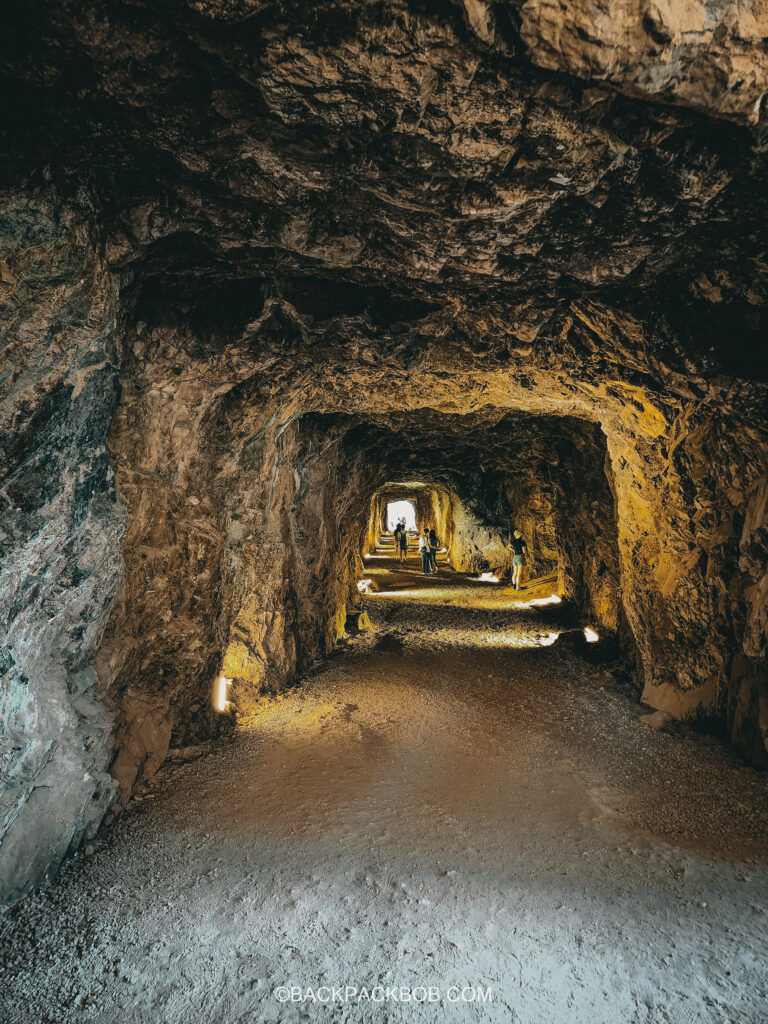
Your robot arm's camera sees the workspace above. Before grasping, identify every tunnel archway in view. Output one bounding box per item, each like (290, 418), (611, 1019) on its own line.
(367, 481), (454, 559)
(200, 405), (627, 734)
(94, 373), (764, 799)
(74, 348), (765, 862)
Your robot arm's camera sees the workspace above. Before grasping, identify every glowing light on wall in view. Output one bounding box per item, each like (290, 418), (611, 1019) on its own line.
(357, 579), (373, 593)
(584, 627), (599, 643)
(213, 675), (233, 711)
(540, 632), (559, 646)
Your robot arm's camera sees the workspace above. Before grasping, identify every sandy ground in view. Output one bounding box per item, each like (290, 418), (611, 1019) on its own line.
(2, 555), (768, 1023)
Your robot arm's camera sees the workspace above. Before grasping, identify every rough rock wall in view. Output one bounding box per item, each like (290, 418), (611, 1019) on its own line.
(102, 399), (374, 765)
(447, 486), (531, 577)
(499, 475), (560, 580)
(636, 395), (768, 760)
(553, 426), (622, 631)
(423, 488), (454, 551)
(96, 326), (242, 796)
(0, 193), (126, 904)
(515, 0), (768, 126)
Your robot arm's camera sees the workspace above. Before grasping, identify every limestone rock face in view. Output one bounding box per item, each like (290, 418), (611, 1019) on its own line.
(516, 0), (768, 126)
(0, 0), (767, 904)
(0, 195), (125, 903)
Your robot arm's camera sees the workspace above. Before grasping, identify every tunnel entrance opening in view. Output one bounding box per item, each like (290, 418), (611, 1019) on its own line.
(385, 499), (416, 533)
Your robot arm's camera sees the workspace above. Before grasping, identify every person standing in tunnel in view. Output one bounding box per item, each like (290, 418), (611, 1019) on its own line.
(509, 528), (528, 590)
(398, 522), (409, 563)
(393, 518), (403, 557)
(428, 528), (439, 573)
(419, 529), (432, 574)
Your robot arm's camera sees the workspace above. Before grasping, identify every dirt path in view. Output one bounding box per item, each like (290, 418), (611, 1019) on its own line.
(2, 560), (768, 1023)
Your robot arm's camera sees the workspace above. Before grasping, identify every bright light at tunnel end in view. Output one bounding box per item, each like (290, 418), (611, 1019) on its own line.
(386, 499), (417, 532)
(213, 674), (233, 711)
(584, 626), (599, 643)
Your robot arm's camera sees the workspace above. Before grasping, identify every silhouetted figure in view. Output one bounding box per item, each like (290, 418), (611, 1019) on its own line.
(419, 529), (431, 574)
(393, 519), (403, 556)
(398, 523), (408, 563)
(428, 528), (439, 573)
(509, 529), (528, 590)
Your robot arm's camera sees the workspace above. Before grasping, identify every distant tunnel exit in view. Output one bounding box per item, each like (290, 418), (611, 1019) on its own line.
(386, 500), (417, 533)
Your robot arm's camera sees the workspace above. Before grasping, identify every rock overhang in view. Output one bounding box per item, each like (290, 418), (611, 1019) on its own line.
(1, 0), (766, 380)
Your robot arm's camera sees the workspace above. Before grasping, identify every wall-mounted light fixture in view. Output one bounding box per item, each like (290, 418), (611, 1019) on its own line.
(213, 675), (233, 711)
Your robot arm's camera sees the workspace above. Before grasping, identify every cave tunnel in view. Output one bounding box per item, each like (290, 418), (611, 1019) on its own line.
(214, 406), (625, 724)
(1, 1), (768, 1020)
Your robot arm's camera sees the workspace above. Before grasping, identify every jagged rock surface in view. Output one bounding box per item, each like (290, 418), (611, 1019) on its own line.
(0, 197), (126, 903)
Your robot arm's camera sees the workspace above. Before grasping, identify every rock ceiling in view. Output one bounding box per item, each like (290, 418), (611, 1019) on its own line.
(2, 0), (766, 380)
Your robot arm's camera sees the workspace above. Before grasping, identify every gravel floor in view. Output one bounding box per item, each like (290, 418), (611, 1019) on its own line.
(1, 558), (767, 1023)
